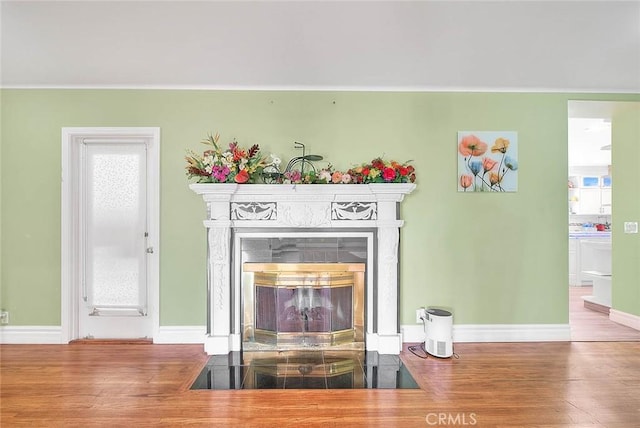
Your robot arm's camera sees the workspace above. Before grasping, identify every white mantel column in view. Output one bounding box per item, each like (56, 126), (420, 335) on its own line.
(199, 187), (237, 355)
(375, 195), (405, 354)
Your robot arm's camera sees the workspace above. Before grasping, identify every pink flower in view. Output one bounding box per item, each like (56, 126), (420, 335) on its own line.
(482, 157), (497, 172)
(460, 174), (473, 189)
(341, 173), (352, 184)
(382, 167), (396, 181)
(212, 165), (230, 182)
(286, 170), (302, 182)
(331, 171), (343, 184)
(458, 135), (488, 157)
(318, 170), (332, 182)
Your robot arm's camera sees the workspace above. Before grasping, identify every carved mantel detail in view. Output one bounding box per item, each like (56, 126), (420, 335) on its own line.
(231, 202), (277, 220)
(190, 183), (415, 356)
(331, 202), (377, 220)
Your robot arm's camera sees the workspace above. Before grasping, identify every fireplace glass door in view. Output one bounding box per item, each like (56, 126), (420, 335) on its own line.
(243, 263), (365, 348)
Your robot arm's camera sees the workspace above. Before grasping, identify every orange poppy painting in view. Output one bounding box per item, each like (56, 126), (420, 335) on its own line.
(457, 131), (518, 192)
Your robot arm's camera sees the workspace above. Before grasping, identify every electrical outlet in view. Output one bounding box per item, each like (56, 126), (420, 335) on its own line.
(624, 222), (638, 234)
(416, 308), (426, 323)
(0, 311), (9, 325)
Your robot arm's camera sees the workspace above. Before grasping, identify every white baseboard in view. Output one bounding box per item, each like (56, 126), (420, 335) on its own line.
(153, 326), (206, 344)
(0, 325), (208, 345)
(0, 324), (573, 345)
(609, 309), (640, 331)
(401, 324), (426, 343)
(0, 326), (64, 344)
(401, 323), (571, 343)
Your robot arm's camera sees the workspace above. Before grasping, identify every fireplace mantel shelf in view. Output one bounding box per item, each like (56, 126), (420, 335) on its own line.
(190, 182), (416, 356)
(190, 183), (416, 198)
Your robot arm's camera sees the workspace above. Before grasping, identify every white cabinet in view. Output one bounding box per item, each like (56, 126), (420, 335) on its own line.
(601, 188), (612, 214)
(578, 188), (602, 214)
(569, 238), (579, 285)
(579, 239), (612, 308)
(568, 176), (612, 215)
(569, 235), (611, 286)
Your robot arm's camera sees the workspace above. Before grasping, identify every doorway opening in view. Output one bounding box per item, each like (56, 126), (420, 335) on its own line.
(567, 101), (640, 341)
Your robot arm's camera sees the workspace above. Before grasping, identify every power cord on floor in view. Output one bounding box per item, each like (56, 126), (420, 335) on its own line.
(408, 341), (429, 359)
(409, 341), (460, 359)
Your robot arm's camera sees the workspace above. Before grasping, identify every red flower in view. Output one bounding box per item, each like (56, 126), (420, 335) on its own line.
(234, 169), (250, 183)
(362, 167), (370, 176)
(372, 158), (385, 170)
(233, 147), (247, 162)
(382, 167), (396, 181)
(399, 166), (409, 176)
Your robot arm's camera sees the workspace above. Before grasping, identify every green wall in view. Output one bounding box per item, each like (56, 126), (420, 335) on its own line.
(612, 104), (640, 316)
(1, 89), (639, 328)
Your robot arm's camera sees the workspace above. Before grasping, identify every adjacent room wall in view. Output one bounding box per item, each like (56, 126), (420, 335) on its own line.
(612, 104), (640, 317)
(1, 89), (639, 333)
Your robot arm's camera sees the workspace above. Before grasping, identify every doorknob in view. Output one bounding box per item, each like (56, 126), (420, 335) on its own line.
(146, 247), (154, 254)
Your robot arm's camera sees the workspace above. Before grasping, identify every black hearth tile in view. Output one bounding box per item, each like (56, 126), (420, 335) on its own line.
(362, 352), (401, 367)
(242, 350), (288, 366)
(249, 370), (283, 389)
(282, 361), (329, 378)
(206, 354), (234, 367)
(363, 351), (379, 366)
(191, 350), (420, 390)
(322, 350), (364, 361)
(191, 366), (245, 390)
(376, 354), (401, 366)
(326, 371), (358, 389)
(283, 375), (328, 389)
(396, 365), (420, 389)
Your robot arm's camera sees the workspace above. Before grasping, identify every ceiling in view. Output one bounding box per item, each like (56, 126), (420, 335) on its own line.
(568, 100), (640, 166)
(568, 117), (611, 167)
(1, 1), (639, 91)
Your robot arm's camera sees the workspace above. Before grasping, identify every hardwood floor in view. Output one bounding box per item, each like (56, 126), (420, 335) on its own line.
(2, 342), (640, 427)
(570, 286), (640, 341)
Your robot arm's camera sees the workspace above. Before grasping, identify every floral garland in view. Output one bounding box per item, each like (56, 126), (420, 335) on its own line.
(185, 133), (268, 183)
(186, 134), (416, 184)
(279, 158), (416, 184)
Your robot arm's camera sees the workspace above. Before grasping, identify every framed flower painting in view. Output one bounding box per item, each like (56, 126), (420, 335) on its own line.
(457, 131), (518, 192)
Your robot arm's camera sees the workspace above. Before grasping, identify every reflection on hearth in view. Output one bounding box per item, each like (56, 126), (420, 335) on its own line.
(191, 350), (419, 390)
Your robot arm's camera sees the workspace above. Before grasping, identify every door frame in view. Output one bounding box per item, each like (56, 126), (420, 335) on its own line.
(61, 127), (160, 342)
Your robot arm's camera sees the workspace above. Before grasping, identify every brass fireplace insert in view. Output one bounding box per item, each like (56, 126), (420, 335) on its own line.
(242, 263), (365, 348)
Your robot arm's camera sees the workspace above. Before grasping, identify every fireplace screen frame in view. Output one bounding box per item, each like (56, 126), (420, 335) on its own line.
(233, 231), (375, 351)
(243, 263), (365, 347)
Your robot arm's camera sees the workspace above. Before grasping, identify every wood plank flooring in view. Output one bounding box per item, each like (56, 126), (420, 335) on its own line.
(2, 341), (639, 427)
(570, 286), (640, 341)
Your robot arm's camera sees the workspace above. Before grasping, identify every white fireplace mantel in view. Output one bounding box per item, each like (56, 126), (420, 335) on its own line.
(190, 183), (416, 355)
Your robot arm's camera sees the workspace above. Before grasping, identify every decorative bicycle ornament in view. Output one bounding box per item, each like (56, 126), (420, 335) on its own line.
(262, 142), (324, 184)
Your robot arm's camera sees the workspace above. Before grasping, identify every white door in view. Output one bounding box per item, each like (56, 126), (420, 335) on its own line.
(62, 128), (159, 341)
